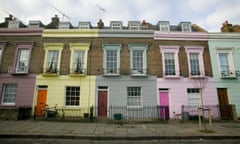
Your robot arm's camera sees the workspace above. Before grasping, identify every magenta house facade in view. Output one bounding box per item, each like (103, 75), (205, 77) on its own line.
(154, 27), (219, 119)
(0, 17), (43, 120)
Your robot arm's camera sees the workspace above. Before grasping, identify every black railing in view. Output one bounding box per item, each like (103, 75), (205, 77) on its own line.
(181, 105), (220, 120)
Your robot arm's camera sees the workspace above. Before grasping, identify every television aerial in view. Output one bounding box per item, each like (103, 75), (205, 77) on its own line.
(96, 4), (105, 19)
(3, 10), (19, 21)
(52, 6), (71, 21)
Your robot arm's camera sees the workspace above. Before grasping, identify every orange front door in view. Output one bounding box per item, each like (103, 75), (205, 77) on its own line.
(36, 89), (47, 116)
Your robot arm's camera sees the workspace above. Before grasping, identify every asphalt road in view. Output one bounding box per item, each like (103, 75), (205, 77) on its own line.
(1, 138), (240, 144)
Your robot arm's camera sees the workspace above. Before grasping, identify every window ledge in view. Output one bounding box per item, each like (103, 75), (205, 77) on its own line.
(189, 75), (206, 79)
(220, 75), (237, 79)
(164, 75), (181, 79)
(42, 72), (59, 77)
(131, 73), (147, 77)
(103, 73), (120, 77)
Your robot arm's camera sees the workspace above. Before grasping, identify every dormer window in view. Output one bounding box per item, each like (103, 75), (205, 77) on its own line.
(129, 21), (140, 30)
(159, 21), (170, 32)
(79, 22), (90, 29)
(181, 22), (191, 32)
(110, 21), (122, 30)
(8, 21), (19, 28)
(58, 22), (70, 29)
(28, 20), (41, 28)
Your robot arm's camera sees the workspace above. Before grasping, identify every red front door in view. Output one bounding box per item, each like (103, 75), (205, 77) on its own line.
(98, 90), (108, 117)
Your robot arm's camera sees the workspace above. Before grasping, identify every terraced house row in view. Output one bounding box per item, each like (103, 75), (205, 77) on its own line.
(0, 15), (240, 121)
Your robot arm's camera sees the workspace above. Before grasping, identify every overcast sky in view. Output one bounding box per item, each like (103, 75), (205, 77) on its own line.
(0, 0), (239, 32)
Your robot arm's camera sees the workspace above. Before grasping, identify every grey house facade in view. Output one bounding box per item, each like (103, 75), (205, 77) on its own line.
(95, 21), (158, 120)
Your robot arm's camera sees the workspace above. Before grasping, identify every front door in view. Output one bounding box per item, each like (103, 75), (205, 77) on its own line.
(98, 90), (108, 117)
(217, 88), (232, 119)
(159, 90), (170, 120)
(36, 89), (47, 116)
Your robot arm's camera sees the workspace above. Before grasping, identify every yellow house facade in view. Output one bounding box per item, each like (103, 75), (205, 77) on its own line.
(33, 29), (98, 118)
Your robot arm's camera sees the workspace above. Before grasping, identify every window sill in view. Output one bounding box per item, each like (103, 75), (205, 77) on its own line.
(69, 73), (87, 77)
(131, 73), (147, 77)
(220, 75), (237, 79)
(103, 73), (120, 77)
(164, 75), (181, 79)
(42, 72), (59, 77)
(189, 75), (205, 79)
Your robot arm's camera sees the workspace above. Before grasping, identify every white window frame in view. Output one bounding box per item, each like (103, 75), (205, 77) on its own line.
(185, 46), (205, 78)
(181, 22), (192, 32)
(58, 22), (70, 29)
(160, 45), (180, 78)
(187, 88), (200, 106)
(110, 21), (122, 30)
(127, 87), (142, 108)
(102, 44), (122, 76)
(128, 44), (148, 76)
(69, 43), (90, 75)
(79, 22), (90, 29)
(129, 22), (140, 30)
(8, 21), (20, 28)
(43, 43), (64, 75)
(215, 47), (236, 78)
(1, 83), (17, 105)
(159, 21), (170, 32)
(15, 48), (30, 73)
(65, 86), (80, 107)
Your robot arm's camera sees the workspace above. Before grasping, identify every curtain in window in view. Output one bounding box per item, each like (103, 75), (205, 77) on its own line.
(73, 51), (85, 72)
(47, 51), (58, 72)
(132, 50), (143, 73)
(16, 49), (30, 72)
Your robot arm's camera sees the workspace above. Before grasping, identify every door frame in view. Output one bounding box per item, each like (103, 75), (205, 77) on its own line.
(97, 86), (109, 117)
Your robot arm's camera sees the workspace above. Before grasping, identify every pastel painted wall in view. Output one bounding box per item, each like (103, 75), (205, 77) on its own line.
(208, 35), (240, 117)
(0, 74), (36, 107)
(157, 77), (218, 118)
(34, 75), (96, 109)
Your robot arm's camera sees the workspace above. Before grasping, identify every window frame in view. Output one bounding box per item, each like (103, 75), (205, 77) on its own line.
(65, 86), (80, 107)
(1, 83), (17, 105)
(187, 88), (200, 106)
(128, 44), (148, 76)
(160, 45), (180, 78)
(181, 22), (192, 32)
(159, 21), (170, 32)
(110, 21), (123, 30)
(8, 43), (33, 74)
(127, 87), (142, 108)
(128, 21), (140, 30)
(216, 47), (236, 78)
(102, 44), (122, 76)
(69, 43), (90, 76)
(78, 22), (90, 29)
(185, 46), (205, 78)
(43, 43), (63, 75)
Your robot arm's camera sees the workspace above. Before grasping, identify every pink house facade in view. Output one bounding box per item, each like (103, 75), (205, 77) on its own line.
(154, 31), (218, 119)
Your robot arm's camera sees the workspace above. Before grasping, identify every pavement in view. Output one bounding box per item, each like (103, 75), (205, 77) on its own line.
(0, 120), (240, 140)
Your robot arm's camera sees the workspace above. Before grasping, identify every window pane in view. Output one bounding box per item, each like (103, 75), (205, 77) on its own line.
(219, 53), (229, 75)
(164, 53), (175, 75)
(127, 87), (142, 107)
(106, 50), (117, 73)
(132, 50), (143, 72)
(47, 50), (58, 72)
(190, 53), (200, 75)
(16, 49), (30, 72)
(187, 88), (200, 106)
(2, 84), (17, 104)
(65, 87), (80, 106)
(73, 50), (85, 72)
